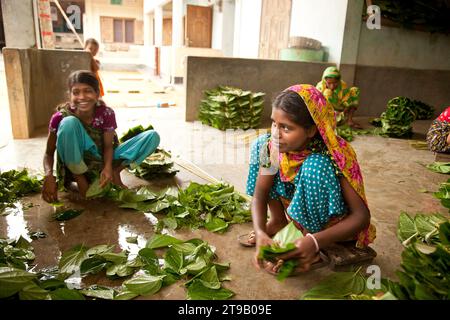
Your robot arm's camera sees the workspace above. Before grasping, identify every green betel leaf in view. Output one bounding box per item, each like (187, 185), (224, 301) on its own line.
(79, 286), (115, 300)
(301, 270), (366, 300)
(0, 267), (37, 298)
(186, 279), (234, 300)
(80, 256), (108, 275)
(105, 263), (134, 278)
(114, 290), (139, 300)
(58, 244), (89, 276)
(85, 178), (111, 199)
(272, 221), (304, 247)
(86, 244), (115, 256)
(126, 236), (138, 244)
(50, 288), (86, 300)
(52, 209), (83, 221)
(397, 212), (417, 244)
(198, 266), (220, 289)
(164, 248), (184, 273)
(99, 251), (128, 264)
(147, 199), (171, 213)
(146, 234), (183, 249)
(18, 282), (50, 300)
(204, 217), (229, 233)
(123, 273), (165, 296)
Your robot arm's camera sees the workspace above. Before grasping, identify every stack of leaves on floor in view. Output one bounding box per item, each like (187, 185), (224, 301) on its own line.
(369, 97), (434, 138)
(369, 97), (417, 138)
(0, 169), (42, 214)
(85, 180), (251, 233)
(198, 86), (265, 130)
(129, 149), (179, 180)
(0, 234), (234, 300)
(259, 222), (303, 281)
(299, 212), (449, 300)
(119, 125), (179, 180)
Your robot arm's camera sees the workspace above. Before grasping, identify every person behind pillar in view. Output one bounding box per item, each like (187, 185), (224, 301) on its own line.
(84, 38), (105, 97)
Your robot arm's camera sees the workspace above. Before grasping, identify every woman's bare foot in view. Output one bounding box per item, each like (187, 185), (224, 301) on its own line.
(112, 167), (128, 189)
(72, 174), (89, 198)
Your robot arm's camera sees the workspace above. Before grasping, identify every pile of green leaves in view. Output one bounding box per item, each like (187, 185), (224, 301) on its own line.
(0, 234), (234, 300)
(154, 182), (251, 233)
(0, 169), (42, 213)
(370, 97), (416, 138)
(198, 86), (265, 130)
(128, 149), (179, 180)
(300, 212), (450, 300)
(85, 180), (251, 233)
(433, 179), (450, 211)
(426, 162), (450, 174)
(370, 97), (434, 138)
(119, 124), (154, 143)
(259, 222), (302, 281)
(393, 212), (450, 300)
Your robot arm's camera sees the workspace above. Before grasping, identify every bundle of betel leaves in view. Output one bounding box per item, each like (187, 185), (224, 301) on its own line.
(198, 86), (265, 130)
(370, 97), (435, 138)
(119, 124), (179, 180)
(299, 210), (449, 300)
(0, 169), (42, 214)
(0, 234), (234, 300)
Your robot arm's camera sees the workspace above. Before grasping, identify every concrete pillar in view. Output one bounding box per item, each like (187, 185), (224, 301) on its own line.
(144, 12), (153, 46)
(339, 0), (364, 85)
(172, 0), (183, 48)
(1, 0), (37, 48)
(154, 5), (163, 46)
(221, 0), (235, 57)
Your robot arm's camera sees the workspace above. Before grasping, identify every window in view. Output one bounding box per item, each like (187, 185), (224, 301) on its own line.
(101, 17), (142, 44)
(113, 18), (134, 43)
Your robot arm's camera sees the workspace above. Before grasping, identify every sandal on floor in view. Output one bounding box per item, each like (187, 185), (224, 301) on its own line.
(262, 251), (330, 276)
(238, 231), (256, 247)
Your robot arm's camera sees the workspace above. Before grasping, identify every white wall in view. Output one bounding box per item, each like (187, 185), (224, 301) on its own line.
(357, 25), (450, 71)
(290, 0), (348, 63)
(211, 0), (235, 56)
(233, 0), (262, 58)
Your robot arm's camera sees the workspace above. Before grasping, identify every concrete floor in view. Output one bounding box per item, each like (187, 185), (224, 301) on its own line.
(0, 64), (448, 299)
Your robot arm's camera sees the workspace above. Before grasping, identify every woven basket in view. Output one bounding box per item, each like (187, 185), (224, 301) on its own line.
(288, 36), (322, 50)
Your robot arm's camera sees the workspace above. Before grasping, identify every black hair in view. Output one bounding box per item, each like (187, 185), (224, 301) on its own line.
(67, 70), (100, 94)
(272, 90), (316, 129)
(84, 38), (99, 48)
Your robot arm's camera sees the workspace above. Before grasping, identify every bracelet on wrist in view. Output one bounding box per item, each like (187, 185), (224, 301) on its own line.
(306, 233), (320, 253)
